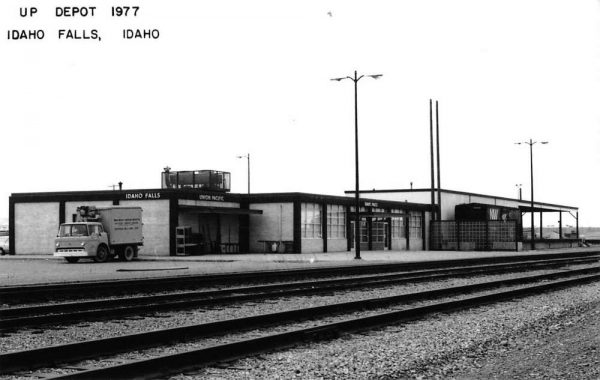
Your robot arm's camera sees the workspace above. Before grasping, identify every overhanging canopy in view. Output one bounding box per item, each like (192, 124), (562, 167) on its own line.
(518, 205), (574, 213)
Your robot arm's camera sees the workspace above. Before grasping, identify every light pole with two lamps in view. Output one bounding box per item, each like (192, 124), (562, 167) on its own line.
(331, 71), (383, 260)
(236, 153), (250, 198)
(515, 139), (548, 250)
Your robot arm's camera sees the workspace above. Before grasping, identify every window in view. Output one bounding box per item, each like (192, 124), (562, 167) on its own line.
(59, 224), (89, 237)
(301, 203), (322, 238)
(89, 224), (104, 235)
(58, 225), (71, 237)
(372, 221), (386, 243)
(327, 204), (346, 239)
(360, 220), (369, 243)
(391, 209), (405, 238)
(409, 212), (423, 238)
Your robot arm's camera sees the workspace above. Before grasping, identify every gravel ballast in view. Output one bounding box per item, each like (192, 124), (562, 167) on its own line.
(0, 269), (582, 353)
(182, 281), (600, 380)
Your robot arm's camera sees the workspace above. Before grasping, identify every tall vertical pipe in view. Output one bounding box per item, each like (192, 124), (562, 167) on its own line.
(529, 138), (536, 249)
(429, 99), (435, 221)
(435, 100), (441, 220)
(354, 71), (361, 259)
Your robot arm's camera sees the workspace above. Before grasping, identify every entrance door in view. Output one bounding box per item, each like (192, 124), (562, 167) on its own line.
(371, 220), (386, 250)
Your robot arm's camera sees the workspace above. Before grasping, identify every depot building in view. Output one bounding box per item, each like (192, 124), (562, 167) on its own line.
(9, 169), (582, 256)
(348, 188), (581, 251)
(8, 169), (433, 256)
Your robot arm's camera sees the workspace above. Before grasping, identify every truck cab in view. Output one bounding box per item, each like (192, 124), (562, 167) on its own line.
(55, 222), (110, 263)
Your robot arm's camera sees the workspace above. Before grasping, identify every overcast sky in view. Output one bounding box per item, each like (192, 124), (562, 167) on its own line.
(1, 0), (599, 227)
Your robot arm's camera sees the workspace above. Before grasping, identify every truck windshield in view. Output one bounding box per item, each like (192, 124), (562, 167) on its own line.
(59, 224), (89, 237)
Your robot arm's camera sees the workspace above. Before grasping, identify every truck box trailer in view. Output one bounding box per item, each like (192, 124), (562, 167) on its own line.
(97, 207), (143, 246)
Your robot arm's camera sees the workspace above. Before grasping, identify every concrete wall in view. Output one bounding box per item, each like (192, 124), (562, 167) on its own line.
(120, 199), (170, 255)
(327, 238), (347, 252)
(302, 238), (323, 253)
(391, 238), (407, 251)
(409, 240), (424, 250)
(15, 202), (60, 254)
(522, 240), (579, 250)
(249, 203), (293, 253)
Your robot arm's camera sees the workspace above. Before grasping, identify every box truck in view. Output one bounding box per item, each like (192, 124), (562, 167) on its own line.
(54, 206), (143, 263)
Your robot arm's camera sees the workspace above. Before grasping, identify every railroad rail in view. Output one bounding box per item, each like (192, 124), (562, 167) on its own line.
(1, 250), (598, 303)
(1, 256), (598, 330)
(1, 266), (599, 378)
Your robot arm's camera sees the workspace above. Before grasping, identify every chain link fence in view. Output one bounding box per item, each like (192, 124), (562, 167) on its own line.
(430, 220), (518, 251)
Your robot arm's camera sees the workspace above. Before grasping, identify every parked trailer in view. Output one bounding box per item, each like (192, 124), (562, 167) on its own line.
(54, 206), (143, 263)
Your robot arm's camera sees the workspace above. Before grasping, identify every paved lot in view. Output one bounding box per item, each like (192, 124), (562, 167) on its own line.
(0, 248), (597, 286)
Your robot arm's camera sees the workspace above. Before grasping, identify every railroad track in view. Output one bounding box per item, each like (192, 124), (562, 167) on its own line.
(1, 256), (597, 330)
(1, 266), (599, 379)
(2, 250), (598, 303)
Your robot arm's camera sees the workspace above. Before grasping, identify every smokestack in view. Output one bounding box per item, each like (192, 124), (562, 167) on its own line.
(118, 181), (123, 191)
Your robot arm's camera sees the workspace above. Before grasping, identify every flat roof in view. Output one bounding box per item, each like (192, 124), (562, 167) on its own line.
(10, 189), (435, 212)
(346, 188), (578, 212)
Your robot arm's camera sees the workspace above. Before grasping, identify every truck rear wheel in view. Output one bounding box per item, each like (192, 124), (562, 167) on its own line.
(94, 245), (109, 263)
(65, 257), (79, 263)
(119, 245), (136, 262)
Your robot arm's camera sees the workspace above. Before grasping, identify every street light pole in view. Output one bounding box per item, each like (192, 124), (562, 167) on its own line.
(515, 139), (548, 250)
(353, 72), (360, 260)
(331, 70), (383, 260)
(237, 153), (250, 197)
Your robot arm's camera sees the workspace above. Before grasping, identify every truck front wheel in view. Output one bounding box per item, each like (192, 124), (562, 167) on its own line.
(119, 245), (136, 262)
(94, 245), (109, 263)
